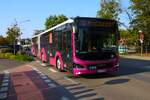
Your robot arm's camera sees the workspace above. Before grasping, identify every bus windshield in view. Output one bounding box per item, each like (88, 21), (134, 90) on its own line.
(75, 24), (118, 60)
(75, 27), (117, 53)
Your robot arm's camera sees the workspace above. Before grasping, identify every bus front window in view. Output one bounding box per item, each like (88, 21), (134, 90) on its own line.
(75, 27), (117, 60)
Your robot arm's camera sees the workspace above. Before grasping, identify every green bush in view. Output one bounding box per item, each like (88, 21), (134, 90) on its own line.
(0, 53), (34, 62)
(15, 54), (34, 62)
(4, 53), (12, 59)
(0, 53), (5, 58)
(9, 55), (16, 60)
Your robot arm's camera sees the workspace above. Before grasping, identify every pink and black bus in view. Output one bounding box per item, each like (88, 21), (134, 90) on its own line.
(32, 17), (120, 76)
(31, 36), (38, 57)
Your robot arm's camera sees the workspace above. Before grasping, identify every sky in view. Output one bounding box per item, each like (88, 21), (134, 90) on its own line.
(0, 0), (130, 38)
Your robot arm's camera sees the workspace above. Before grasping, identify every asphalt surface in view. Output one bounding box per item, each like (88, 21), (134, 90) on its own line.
(0, 56), (150, 100)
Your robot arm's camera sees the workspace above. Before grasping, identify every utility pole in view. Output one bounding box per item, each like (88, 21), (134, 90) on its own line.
(139, 30), (144, 56)
(13, 19), (30, 54)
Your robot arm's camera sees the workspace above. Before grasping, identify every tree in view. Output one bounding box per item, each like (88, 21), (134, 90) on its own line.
(45, 14), (68, 29)
(6, 24), (21, 45)
(129, 0), (150, 43)
(120, 29), (138, 46)
(0, 35), (8, 45)
(97, 0), (122, 20)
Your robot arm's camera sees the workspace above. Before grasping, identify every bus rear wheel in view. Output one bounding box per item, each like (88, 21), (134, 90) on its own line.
(41, 53), (45, 62)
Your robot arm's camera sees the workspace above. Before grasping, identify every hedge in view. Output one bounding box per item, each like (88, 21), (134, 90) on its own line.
(0, 53), (34, 62)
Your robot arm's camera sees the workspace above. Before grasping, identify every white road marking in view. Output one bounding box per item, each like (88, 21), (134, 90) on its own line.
(2, 79), (9, 83)
(48, 83), (57, 88)
(41, 63), (47, 66)
(73, 90), (96, 98)
(61, 96), (70, 100)
(26, 65), (41, 73)
(0, 87), (8, 92)
(33, 68), (39, 72)
(65, 84), (84, 90)
(143, 66), (150, 69)
(69, 88), (88, 93)
(36, 70), (42, 74)
(64, 77), (77, 84)
(26, 65), (34, 68)
(3, 76), (9, 79)
(36, 60), (40, 63)
(44, 79), (52, 83)
(3, 70), (9, 74)
(37, 71), (42, 74)
(76, 95), (98, 100)
(39, 73), (45, 77)
(1, 83), (9, 87)
(41, 76), (48, 79)
(0, 93), (7, 99)
(48, 68), (58, 73)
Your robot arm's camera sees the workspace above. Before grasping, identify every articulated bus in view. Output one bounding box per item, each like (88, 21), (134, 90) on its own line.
(31, 17), (120, 76)
(31, 35), (38, 57)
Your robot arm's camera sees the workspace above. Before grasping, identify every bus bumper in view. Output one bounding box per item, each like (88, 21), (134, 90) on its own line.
(73, 65), (119, 76)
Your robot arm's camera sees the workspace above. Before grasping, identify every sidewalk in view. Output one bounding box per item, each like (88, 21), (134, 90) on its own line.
(120, 54), (150, 60)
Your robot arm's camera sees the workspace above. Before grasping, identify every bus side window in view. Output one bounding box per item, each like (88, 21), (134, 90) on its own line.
(52, 31), (56, 49)
(62, 32), (67, 51)
(67, 31), (71, 49)
(58, 31), (62, 50)
(66, 31), (72, 60)
(49, 32), (52, 44)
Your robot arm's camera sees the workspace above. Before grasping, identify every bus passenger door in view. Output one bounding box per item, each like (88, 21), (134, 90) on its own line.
(62, 31), (72, 69)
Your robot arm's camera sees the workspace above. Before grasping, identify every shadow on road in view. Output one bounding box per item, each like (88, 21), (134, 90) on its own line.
(117, 57), (150, 76)
(104, 78), (130, 85)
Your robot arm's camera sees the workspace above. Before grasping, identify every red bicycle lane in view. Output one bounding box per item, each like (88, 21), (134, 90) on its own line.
(8, 66), (45, 100)
(0, 65), (76, 100)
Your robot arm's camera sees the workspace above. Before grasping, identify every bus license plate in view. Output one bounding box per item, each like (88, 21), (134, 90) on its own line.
(97, 69), (106, 73)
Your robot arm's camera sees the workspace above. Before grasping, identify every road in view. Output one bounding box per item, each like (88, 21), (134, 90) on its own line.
(0, 57), (150, 100)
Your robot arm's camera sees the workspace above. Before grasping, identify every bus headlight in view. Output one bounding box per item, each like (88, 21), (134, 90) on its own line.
(75, 64), (85, 69)
(111, 54), (115, 58)
(116, 63), (119, 67)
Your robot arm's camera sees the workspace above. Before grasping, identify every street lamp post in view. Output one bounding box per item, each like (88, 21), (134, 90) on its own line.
(14, 19), (30, 54)
(139, 30), (144, 56)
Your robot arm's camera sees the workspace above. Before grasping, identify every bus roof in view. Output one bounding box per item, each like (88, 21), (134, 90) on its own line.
(32, 19), (74, 38)
(74, 17), (117, 22)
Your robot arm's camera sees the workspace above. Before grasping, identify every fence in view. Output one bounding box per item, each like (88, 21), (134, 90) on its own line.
(118, 42), (150, 55)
